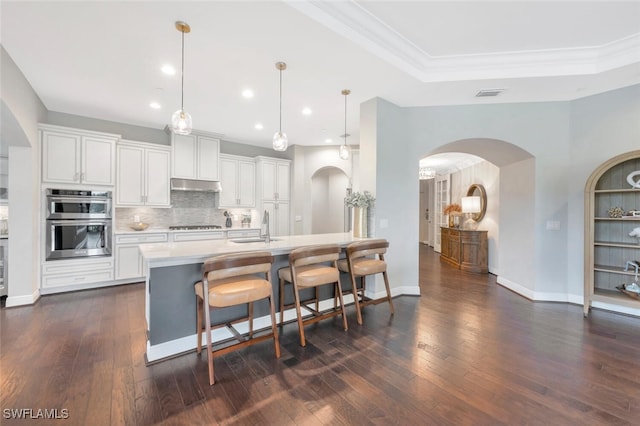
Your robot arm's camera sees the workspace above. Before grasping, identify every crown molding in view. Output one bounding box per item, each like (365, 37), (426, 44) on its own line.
(287, 1), (640, 82)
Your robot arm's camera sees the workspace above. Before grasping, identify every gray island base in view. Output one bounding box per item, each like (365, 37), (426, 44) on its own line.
(140, 232), (368, 363)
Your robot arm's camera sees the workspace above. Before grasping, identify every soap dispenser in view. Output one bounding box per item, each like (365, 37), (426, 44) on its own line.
(224, 211), (232, 228)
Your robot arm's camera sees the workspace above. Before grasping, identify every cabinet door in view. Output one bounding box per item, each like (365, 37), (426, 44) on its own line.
(42, 130), (80, 183)
(261, 160), (277, 200)
(116, 145), (144, 206)
(145, 149), (170, 206)
(82, 136), (115, 185)
(275, 201), (290, 236)
(115, 245), (142, 279)
(197, 137), (220, 181)
(263, 201), (276, 236)
(219, 157), (238, 207)
(276, 161), (290, 200)
(172, 134), (197, 179)
(238, 159), (255, 207)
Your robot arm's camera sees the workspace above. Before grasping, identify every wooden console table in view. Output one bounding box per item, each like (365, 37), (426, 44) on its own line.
(440, 227), (488, 273)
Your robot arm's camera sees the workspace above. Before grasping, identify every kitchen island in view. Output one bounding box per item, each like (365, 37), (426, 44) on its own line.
(139, 232), (365, 362)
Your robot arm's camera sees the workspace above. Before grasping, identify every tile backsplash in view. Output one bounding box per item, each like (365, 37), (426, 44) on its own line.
(115, 191), (258, 230)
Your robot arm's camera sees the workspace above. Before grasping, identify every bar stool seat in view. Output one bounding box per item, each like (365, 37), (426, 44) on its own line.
(337, 239), (394, 325)
(279, 244), (347, 346)
(195, 251), (280, 385)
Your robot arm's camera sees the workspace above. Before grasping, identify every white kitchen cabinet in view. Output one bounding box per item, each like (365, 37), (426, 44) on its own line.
(40, 124), (118, 186)
(256, 156), (290, 201)
(219, 154), (255, 208)
(116, 140), (170, 207)
(172, 133), (220, 181)
(41, 257), (114, 293)
(263, 200), (290, 237)
(171, 231), (225, 242)
(115, 233), (168, 280)
(256, 156), (291, 236)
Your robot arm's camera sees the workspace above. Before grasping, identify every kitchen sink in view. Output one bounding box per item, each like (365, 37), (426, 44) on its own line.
(230, 237), (280, 243)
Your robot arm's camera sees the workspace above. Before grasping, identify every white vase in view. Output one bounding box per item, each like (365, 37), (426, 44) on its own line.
(353, 206), (368, 238)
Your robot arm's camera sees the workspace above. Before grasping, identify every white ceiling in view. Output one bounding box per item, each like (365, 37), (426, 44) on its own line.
(2, 1), (639, 153)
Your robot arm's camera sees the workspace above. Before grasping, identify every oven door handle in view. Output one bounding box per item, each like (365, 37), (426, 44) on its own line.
(47, 219), (111, 226)
(47, 196), (110, 203)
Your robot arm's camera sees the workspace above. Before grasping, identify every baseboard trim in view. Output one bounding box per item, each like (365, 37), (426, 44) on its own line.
(5, 288), (41, 307)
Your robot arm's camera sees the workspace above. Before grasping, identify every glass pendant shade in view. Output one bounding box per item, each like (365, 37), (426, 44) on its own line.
(171, 109), (192, 135)
(339, 143), (350, 160)
(273, 131), (288, 151)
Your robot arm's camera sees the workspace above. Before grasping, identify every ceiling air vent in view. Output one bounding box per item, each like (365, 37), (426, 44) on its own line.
(475, 88), (505, 97)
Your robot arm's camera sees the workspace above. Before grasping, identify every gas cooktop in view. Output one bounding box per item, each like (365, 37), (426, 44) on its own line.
(168, 225), (222, 231)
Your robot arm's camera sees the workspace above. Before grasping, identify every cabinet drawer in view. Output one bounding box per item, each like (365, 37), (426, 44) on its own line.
(43, 257), (114, 275)
(226, 229), (260, 238)
(172, 231), (225, 242)
(115, 233), (168, 244)
(42, 269), (114, 288)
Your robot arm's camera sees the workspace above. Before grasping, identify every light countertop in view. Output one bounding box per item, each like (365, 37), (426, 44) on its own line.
(139, 232), (365, 267)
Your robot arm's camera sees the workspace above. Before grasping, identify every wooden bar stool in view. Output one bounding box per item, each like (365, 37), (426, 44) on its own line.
(195, 251), (280, 385)
(278, 244), (348, 346)
(337, 239), (395, 325)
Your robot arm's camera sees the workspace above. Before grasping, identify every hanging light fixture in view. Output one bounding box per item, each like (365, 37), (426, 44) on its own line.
(339, 89), (350, 160)
(171, 21), (192, 135)
(273, 61), (288, 151)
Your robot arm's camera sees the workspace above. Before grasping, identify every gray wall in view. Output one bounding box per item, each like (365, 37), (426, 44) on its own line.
(1, 46), (47, 305)
(362, 84), (640, 303)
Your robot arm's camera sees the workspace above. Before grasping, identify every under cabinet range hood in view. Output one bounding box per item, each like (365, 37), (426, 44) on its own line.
(170, 178), (222, 192)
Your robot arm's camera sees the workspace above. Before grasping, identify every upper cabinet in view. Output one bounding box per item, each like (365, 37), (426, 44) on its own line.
(40, 124), (118, 186)
(172, 133), (220, 181)
(584, 151), (640, 317)
(219, 154), (255, 208)
(256, 156), (290, 201)
(116, 140), (171, 207)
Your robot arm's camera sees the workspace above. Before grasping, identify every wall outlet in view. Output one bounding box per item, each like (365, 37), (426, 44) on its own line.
(546, 220), (560, 230)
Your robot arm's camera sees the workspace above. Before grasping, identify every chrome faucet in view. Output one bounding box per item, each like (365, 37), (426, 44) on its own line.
(262, 209), (270, 243)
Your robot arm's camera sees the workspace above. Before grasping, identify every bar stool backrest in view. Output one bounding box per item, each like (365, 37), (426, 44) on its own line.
(289, 244), (341, 267)
(203, 251), (274, 283)
(347, 239), (389, 260)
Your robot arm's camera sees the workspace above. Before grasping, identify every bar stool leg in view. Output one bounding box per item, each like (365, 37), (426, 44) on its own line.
(268, 293), (281, 358)
(196, 296), (203, 353)
(349, 270), (363, 325)
(248, 301), (254, 337)
(292, 279), (307, 347)
(279, 277), (286, 326)
(382, 270), (395, 315)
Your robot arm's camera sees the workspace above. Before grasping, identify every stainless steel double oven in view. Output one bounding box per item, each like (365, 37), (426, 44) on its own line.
(45, 189), (112, 260)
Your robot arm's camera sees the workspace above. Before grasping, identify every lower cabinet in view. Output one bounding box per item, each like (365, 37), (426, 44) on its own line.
(226, 229), (261, 239)
(41, 257), (115, 292)
(115, 233), (168, 280)
(440, 227), (488, 273)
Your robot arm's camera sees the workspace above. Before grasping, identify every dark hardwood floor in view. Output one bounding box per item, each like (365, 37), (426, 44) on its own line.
(2, 245), (639, 425)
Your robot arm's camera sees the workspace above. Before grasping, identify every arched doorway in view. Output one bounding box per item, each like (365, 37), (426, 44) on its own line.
(311, 167), (349, 233)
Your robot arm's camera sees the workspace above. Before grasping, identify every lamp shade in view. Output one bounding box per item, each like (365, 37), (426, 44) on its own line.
(462, 196), (481, 213)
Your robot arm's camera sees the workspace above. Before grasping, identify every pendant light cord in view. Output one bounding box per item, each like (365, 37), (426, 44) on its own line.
(279, 68), (283, 133)
(180, 28), (185, 111)
(343, 92), (347, 146)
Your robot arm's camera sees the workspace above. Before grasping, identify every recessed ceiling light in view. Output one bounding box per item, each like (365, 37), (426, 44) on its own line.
(149, 102), (161, 109)
(325, 138), (333, 144)
(242, 89), (254, 99)
(161, 65), (176, 75)
(302, 107), (312, 116)
(254, 123), (264, 130)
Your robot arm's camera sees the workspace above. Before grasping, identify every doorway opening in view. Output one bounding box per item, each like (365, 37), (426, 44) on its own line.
(311, 166), (349, 234)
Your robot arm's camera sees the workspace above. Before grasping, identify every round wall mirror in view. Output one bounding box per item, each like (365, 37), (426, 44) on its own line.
(466, 184), (487, 222)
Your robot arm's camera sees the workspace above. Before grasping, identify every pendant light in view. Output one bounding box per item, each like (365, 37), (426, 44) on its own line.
(171, 21), (192, 135)
(273, 61), (288, 151)
(339, 89), (350, 160)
